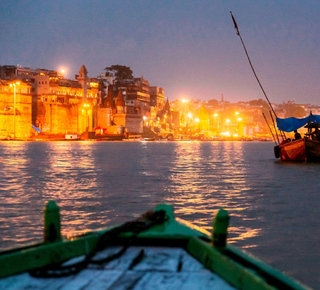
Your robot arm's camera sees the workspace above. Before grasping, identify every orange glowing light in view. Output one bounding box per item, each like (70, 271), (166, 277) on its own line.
(10, 82), (20, 87)
(90, 82), (99, 88)
(58, 66), (67, 76)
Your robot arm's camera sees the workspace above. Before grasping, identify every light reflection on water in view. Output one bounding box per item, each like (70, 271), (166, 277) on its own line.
(0, 141), (319, 288)
(165, 141), (259, 243)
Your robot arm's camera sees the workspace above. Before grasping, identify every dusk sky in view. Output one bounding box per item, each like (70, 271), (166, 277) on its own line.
(1, 1), (320, 104)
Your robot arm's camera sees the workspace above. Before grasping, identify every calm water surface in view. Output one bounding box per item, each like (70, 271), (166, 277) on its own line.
(0, 141), (319, 289)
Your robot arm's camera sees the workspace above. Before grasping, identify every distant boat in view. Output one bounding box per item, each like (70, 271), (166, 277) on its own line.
(140, 137), (156, 141)
(65, 134), (80, 141)
(0, 201), (309, 289)
(230, 12), (320, 163)
(275, 115), (320, 162)
(275, 138), (320, 162)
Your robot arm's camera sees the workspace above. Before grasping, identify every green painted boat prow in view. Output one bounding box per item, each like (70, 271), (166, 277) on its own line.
(0, 201), (311, 290)
(44, 201), (62, 243)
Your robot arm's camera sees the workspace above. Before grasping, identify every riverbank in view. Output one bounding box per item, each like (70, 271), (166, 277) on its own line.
(0, 135), (271, 142)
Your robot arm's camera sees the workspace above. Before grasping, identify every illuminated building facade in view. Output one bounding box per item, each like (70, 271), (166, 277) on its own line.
(0, 79), (32, 139)
(0, 65), (167, 139)
(0, 65), (101, 137)
(107, 77), (166, 134)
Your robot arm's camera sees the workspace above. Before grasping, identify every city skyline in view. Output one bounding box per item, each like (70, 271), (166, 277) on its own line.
(1, 1), (320, 104)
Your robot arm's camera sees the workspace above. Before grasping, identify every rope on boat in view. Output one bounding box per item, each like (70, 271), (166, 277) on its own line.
(268, 111), (280, 144)
(230, 11), (287, 142)
(262, 113), (277, 145)
(29, 209), (168, 278)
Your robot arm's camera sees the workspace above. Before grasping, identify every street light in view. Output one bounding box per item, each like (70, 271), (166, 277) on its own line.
(9, 82), (20, 139)
(213, 113), (220, 132)
(143, 116), (148, 126)
(237, 117), (243, 137)
(182, 99), (189, 127)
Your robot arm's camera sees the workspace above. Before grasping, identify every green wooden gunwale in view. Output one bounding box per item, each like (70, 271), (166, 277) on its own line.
(0, 203), (310, 290)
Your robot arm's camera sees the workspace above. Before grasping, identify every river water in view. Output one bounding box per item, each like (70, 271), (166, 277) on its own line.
(0, 141), (319, 289)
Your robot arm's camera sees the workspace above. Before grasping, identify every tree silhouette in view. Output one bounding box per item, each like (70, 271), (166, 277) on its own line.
(104, 65), (133, 84)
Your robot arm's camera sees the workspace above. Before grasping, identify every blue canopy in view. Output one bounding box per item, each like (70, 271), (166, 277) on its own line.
(32, 124), (42, 133)
(276, 115), (320, 132)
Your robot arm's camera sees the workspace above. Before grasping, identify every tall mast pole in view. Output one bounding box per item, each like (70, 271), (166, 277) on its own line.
(230, 12), (286, 140)
(269, 111), (280, 144)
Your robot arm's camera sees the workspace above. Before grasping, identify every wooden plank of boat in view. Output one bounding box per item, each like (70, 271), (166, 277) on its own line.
(0, 202), (311, 290)
(0, 246), (235, 289)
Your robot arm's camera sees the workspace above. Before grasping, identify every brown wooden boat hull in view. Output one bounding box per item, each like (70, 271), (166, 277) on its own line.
(305, 139), (320, 161)
(278, 138), (320, 162)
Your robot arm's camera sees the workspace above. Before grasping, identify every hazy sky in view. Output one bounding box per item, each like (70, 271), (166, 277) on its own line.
(1, 1), (320, 104)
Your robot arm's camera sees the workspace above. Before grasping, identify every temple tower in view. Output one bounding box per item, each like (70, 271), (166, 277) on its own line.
(78, 65), (88, 101)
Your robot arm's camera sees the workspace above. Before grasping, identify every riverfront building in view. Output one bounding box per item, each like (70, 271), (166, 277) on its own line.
(113, 77), (166, 135)
(0, 65), (167, 140)
(0, 79), (32, 139)
(0, 65), (100, 139)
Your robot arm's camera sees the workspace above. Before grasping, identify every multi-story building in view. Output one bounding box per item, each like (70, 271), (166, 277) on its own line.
(117, 77), (151, 117)
(149, 86), (165, 118)
(150, 86), (164, 108)
(0, 65), (101, 137)
(36, 66), (100, 135)
(113, 77), (167, 133)
(1, 65), (166, 138)
(0, 79), (32, 139)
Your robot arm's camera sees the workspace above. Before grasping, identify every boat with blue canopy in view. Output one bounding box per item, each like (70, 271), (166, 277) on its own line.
(276, 115), (320, 133)
(274, 114), (320, 162)
(230, 11), (320, 163)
